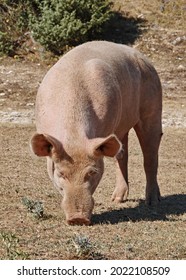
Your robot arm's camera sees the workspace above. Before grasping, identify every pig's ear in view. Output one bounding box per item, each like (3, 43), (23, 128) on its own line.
(30, 133), (62, 157)
(91, 134), (122, 158)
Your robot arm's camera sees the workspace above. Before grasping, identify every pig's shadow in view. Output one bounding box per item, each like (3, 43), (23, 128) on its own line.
(92, 194), (186, 225)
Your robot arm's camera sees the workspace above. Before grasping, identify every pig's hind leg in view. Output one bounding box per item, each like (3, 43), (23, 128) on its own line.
(134, 119), (162, 206)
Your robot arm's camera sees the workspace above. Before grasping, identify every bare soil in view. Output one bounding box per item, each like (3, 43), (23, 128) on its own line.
(0, 0), (185, 259)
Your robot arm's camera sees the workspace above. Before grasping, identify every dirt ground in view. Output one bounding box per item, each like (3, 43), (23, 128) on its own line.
(0, 1), (186, 260)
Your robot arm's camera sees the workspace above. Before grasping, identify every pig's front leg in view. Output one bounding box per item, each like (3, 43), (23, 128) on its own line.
(111, 133), (129, 203)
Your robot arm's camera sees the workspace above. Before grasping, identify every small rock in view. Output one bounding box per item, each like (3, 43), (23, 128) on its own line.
(137, 14), (144, 19)
(172, 36), (186, 45)
(7, 71), (13, 75)
(26, 102), (34, 106)
(177, 65), (186, 72)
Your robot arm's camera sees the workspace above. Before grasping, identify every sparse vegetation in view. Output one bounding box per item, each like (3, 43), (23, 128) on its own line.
(22, 197), (44, 219)
(0, 232), (29, 260)
(66, 234), (106, 260)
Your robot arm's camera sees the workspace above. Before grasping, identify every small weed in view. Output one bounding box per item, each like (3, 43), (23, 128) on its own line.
(0, 232), (29, 260)
(66, 234), (106, 260)
(22, 197), (44, 219)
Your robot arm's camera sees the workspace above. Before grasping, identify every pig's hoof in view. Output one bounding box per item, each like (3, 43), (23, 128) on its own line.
(145, 193), (161, 206)
(111, 196), (124, 203)
(111, 189), (128, 203)
(145, 197), (161, 206)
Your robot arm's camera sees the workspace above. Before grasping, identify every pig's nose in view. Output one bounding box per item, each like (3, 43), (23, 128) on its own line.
(67, 216), (91, 226)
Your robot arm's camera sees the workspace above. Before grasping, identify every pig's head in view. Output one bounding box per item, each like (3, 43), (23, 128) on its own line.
(31, 133), (122, 225)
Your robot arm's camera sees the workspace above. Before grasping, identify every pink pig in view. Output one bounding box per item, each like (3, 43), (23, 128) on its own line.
(31, 41), (162, 225)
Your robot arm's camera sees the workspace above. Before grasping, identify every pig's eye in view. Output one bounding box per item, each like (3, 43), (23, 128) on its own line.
(57, 171), (67, 179)
(88, 170), (96, 176)
(86, 169), (97, 179)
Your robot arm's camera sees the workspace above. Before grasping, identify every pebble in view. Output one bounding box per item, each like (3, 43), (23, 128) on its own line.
(172, 36), (186, 45)
(26, 102), (34, 106)
(177, 65), (185, 72)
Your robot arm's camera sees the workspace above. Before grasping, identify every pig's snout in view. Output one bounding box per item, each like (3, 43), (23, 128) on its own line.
(67, 215), (91, 226)
(62, 190), (94, 226)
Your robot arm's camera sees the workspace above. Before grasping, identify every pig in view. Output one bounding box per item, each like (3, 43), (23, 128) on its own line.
(31, 41), (162, 225)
